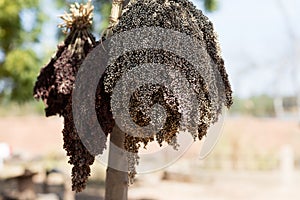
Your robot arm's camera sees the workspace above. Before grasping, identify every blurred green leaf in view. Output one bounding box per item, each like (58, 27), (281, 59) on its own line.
(0, 0), (43, 102)
(2, 49), (40, 102)
(204, 0), (219, 12)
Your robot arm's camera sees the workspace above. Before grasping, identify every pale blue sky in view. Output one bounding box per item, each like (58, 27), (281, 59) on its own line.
(39, 0), (300, 98)
(198, 0), (300, 98)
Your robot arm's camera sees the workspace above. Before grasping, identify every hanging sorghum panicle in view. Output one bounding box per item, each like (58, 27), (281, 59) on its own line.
(33, 0), (97, 192)
(98, 0), (233, 181)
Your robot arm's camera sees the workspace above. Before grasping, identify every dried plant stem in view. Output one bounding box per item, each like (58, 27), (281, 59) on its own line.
(104, 0), (124, 37)
(110, 0), (124, 24)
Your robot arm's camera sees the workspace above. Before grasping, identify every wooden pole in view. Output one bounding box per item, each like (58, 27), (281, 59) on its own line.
(105, 125), (128, 200)
(105, 1), (131, 199)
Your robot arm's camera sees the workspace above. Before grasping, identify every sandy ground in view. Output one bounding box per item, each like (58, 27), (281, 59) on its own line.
(128, 170), (300, 200)
(1, 116), (300, 158)
(0, 116), (300, 200)
(0, 116), (65, 157)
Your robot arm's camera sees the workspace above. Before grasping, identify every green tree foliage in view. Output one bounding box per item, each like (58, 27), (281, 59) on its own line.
(3, 49), (39, 101)
(203, 0), (219, 12)
(0, 0), (44, 102)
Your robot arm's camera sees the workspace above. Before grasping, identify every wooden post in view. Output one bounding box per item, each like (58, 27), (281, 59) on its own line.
(105, 125), (128, 200)
(105, 1), (130, 199)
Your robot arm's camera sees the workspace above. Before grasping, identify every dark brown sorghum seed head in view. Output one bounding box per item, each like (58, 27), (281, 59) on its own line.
(33, 1), (99, 192)
(101, 0), (233, 182)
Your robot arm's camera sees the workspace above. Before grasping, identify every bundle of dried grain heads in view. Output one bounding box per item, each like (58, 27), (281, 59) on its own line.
(33, 1), (97, 192)
(99, 0), (233, 181)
